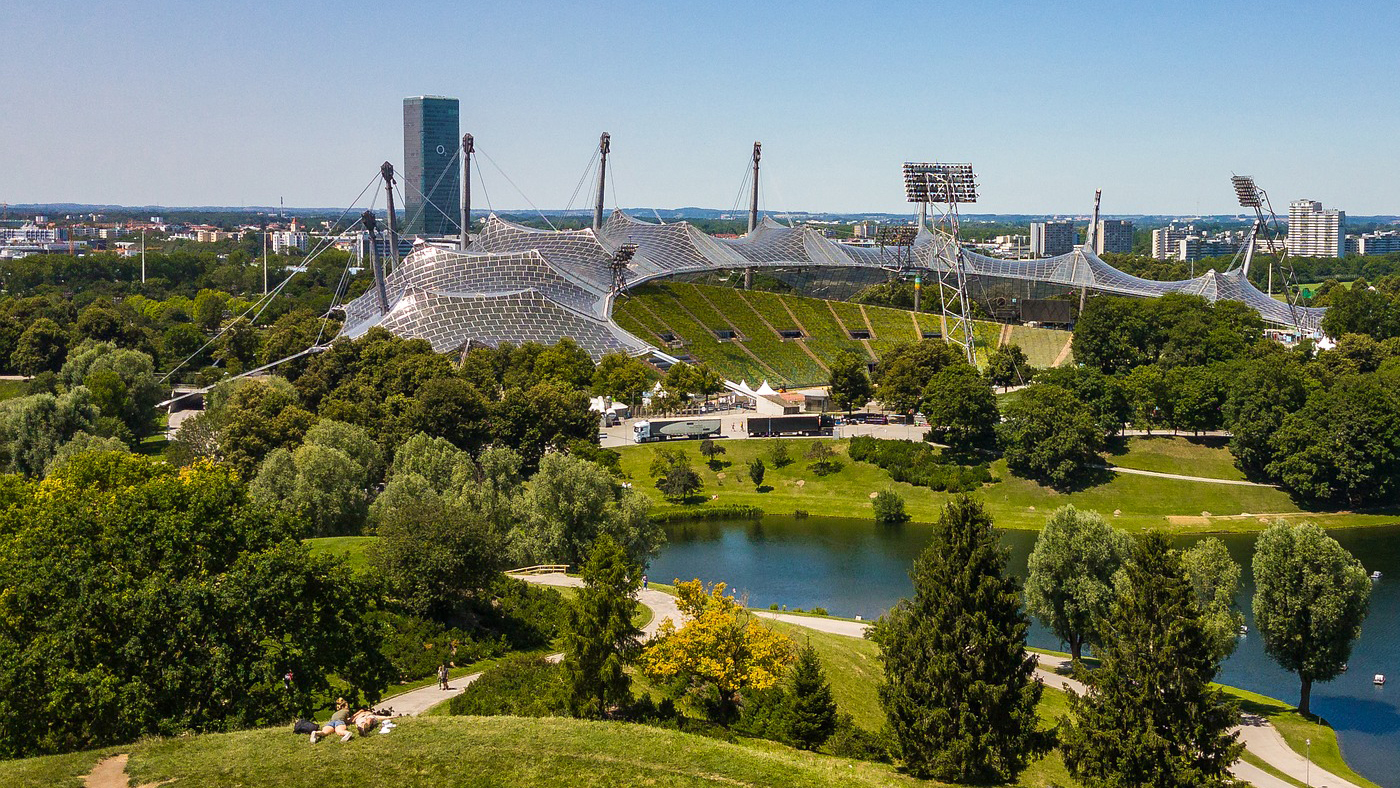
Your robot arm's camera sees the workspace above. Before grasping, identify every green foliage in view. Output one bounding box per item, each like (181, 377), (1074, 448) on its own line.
(1180, 538), (1244, 663)
(521, 452), (660, 566)
(563, 535), (643, 719)
(10, 317), (69, 375)
(986, 342), (1033, 388)
(0, 387), (99, 476)
(1061, 533), (1242, 788)
(59, 341), (162, 438)
(0, 454), (391, 758)
(870, 497), (1045, 782)
(46, 434), (130, 475)
(407, 376), (492, 454)
(1073, 293), (1265, 374)
(1222, 353), (1308, 477)
(874, 340), (963, 414)
(747, 457), (765, 489)
(786, 642), (839, 750)
(303, 418), (382, 483)
(1266, 373), (1400, 507)
(654, 449), (703, 501)
(372, 611), (507, 683)
(1036, 365), (1131, 437)
(804, 440), (842, 477)
(921, 362), (999, 450)
(591, 351), (658, 407)
(998, 383), (1105, 490)
(846, 436), (990, 492)
(871, 488), (909, 525)
(1024, 505), (1131, 661)
(493, 380), (595, 471)
(1252, 521), (1371, 715)
(369, 484), (503, 620)
(768, 439), (791, 468)
(446, 653), (567, 718)
(1321, 278), (1400, 339)
(214, 377), (315, 477)
(827, 350), (873, 412)
(249, 443), (368, 536)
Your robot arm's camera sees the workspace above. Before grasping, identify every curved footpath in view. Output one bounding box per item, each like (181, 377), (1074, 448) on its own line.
(383, 574), (1356, 788)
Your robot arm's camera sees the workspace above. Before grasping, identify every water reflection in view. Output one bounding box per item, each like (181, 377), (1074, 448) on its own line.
(650, 516), (1400, 786)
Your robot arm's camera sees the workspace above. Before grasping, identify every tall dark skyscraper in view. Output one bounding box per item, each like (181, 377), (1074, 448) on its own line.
(403, 96), (460, 236)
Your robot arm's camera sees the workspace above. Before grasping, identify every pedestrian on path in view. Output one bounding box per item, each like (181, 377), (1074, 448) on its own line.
(437, 663), (449, 691)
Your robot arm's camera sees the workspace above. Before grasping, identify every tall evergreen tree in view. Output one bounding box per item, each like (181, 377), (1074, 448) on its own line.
(562, 535), (643, 719)
(785, 642), (838, 750)
(869, 496), (1045, 782)
(1061, 533), (1242, 788)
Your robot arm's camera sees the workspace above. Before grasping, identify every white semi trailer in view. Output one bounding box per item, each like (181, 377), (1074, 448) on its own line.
(632, 418), (722, 443)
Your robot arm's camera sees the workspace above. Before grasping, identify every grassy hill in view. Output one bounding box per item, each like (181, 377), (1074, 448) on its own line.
(619, 436), (1394, 533)
(612, 282), (1073, 387)
(0, 716), (934, 788)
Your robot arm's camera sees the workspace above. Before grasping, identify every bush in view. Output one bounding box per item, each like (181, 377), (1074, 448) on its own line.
(769, 440), (792, 468)
(446, 653), (567, 717)
(825, 714), (893, 762)
(374, 612), (506, 682)
(480, 577), (570, 649)
(873, 488), (910, 524)
(733, 686), (791, 742)
(847, 435), (990, 492)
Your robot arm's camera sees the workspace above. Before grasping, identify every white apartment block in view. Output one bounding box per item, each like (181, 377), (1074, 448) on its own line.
(1151, 223), (1193, 260)
(1287, 200), (1345, 258)
(1352, 231), (1400, 256)
(271, 231), (309, 253)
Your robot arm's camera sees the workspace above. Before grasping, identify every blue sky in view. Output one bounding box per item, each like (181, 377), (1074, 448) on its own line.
(4, 0), (1397, 215)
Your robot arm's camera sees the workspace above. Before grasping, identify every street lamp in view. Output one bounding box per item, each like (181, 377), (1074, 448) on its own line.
(1305, 737), (1311, 787)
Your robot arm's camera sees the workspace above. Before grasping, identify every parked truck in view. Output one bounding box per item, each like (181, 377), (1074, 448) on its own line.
(746, 414), (834, 438)
(632, 418), (722, 443)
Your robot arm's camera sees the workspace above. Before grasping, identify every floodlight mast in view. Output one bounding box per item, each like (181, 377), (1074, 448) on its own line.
(903, 162), (978, 364)
(1231, 175), (1302, 333)
(611, 242), (638, 296)
(362, 210), (389, 314)
(593, 132), (610, 232)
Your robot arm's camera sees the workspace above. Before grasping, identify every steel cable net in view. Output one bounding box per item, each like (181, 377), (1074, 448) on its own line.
(339, 210), (1325, 358)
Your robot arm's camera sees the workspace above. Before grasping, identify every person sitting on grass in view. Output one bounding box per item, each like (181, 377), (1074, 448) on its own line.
(310, 698), (354, 743)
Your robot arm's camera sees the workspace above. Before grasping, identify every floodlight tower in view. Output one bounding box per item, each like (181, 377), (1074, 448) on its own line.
(1231, 175), (1301, 332)
(875, 225), (920, 309)
(611, 242), (638, 296)
(903, 162), (978, 364)
(593, 132), (611, 232)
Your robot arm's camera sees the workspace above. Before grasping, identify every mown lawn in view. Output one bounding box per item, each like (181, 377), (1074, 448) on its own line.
(304, 535), (375, 573)
(617, 438), (1394, 533)
(0, 717), (934, 788)
(1105, 434), (1245, 480)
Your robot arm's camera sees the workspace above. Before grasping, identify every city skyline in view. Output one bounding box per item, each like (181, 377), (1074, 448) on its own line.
(3, 1), (1399, 215)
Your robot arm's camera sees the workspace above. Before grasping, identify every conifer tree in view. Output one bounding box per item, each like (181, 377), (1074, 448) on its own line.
(785, 642), (838, 749)
(1061, 533), (1242, 788)
(869, 496), (1046, 782)
(562, 535), (643, 719)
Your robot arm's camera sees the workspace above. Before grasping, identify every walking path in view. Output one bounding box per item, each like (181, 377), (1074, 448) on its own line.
(1096, 463), (1275, 487)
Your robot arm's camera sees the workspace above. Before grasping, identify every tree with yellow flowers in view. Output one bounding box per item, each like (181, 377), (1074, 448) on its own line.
(641, 579), (796, 722)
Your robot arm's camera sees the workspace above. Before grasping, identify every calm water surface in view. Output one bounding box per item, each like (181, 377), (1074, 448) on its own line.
(651, 517), (1400, 786)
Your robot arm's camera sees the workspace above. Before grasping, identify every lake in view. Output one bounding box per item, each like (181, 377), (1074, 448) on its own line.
(651, 516), (1400, 786)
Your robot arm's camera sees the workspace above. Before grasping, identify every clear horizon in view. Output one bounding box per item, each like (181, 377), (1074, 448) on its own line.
(4, 1), (1397, 215)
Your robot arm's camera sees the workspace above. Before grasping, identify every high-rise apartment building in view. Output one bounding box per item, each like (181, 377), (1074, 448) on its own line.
(1095, 219), (1134, 255)
(403, 96), (461, 236)
(1286, 200), (1345, 258)
(1030, 220), (1076, 257)
(1151, 223), (1193, 260)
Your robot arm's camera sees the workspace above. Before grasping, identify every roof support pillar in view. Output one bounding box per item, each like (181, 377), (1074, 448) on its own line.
(593, 132), (610, 232)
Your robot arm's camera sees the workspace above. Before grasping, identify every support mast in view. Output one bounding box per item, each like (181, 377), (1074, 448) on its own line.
(380, 162), (401, 274)
(460, 133), (473, 250)
(593, 132), (610, 232)
(745, 141), (761, 289)
(363, 210), (389, 314)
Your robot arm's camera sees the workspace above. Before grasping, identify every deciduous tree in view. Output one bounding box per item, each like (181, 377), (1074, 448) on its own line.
(997, 384), (1103, 490)
(1252, 521), (1371, 715)
(1024, 506), (1130, 661)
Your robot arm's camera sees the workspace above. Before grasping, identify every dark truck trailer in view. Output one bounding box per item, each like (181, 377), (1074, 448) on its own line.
(747, 414), (834, 438)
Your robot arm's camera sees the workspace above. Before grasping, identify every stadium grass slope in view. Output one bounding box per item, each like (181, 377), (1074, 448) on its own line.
(613, 282), (1072, 387)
